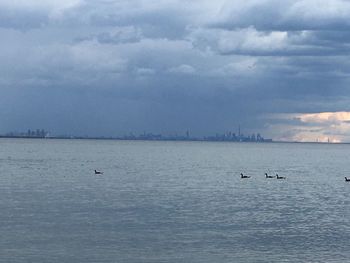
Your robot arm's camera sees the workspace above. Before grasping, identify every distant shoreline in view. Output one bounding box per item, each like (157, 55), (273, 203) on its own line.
(0, 135), (347, 144)
(0, 135), (269, 142)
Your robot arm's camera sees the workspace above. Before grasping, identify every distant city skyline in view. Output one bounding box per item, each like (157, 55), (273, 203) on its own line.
(2, 127), (341, 143)
(1, 127), (272, 142)
(1, 1), (350, 142)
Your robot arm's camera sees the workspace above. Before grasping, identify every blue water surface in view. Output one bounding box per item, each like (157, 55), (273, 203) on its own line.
(0, 139), (349, 262)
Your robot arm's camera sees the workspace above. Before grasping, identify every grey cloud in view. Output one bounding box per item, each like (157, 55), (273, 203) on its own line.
(0, 1), (83, 30)
(0, 8), (48, 30)
(75, 26), (143, 44)
(2, 0), (350, 140)
(214, 0), (350, 31)
(193, 27), (350, 57)
(198, 1), (350, 58)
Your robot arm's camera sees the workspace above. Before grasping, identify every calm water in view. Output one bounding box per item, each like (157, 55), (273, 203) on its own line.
(0, 138), (349, 262)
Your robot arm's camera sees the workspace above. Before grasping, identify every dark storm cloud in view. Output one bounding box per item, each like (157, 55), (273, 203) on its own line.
(1, 0), (350, 141)
(214, 0), (350, 31)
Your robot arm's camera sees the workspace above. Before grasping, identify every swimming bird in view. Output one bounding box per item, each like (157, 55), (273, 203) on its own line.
(241, 173), (251, 179)
(345, 177), (350, 182)
(276, 174), (286, 179)
(265, 173), (274, 178)
(94, 169), (103, 175)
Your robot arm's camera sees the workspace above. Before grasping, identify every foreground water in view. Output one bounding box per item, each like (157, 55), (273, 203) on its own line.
(0, 138), (349, 262)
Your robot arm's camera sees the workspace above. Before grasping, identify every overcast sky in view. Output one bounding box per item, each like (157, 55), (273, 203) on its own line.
(2, 0), (350, 141)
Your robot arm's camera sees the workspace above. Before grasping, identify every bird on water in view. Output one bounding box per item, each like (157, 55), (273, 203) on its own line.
(94, 169), (103, 175)
(276, 174), (286, 179)
(345, 177), (350, 182)
(241, 173), (251, 179)
(265, 173), (274, 178)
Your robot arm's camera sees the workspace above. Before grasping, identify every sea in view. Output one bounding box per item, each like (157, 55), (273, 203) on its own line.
(0, 138), (349, 263)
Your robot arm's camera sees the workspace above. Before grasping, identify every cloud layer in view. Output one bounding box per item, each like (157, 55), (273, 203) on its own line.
(1, 0), (350, 140)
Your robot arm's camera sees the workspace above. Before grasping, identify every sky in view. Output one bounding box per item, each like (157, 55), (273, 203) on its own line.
(2, 0), (350, 142)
